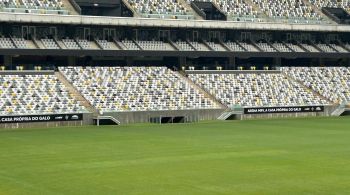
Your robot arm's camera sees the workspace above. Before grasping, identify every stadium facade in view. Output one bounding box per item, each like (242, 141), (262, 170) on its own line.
(0, 0), (350, 128)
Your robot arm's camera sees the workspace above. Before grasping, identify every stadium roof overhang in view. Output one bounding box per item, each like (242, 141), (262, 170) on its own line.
(0, 13), (349, 33)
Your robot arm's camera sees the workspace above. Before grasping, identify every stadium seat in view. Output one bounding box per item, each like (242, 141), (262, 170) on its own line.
(282, 67), (350, 104)
(189, 72), (329, 107)
(0, 74), (85, 115)
(42, 38), (60, 49)
(136, 40), (174, 51)
(62, 38), (80, 50)
(251, 0), (324, 23)
(0, 0), (68, 14)
(308, 0), (350, 13)
(59, 66), (221, 112)
(187, 0), (259, 21)
(128, 0), (193, 19)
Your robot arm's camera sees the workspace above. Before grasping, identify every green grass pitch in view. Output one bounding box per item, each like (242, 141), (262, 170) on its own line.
(1, 117), (350, 195)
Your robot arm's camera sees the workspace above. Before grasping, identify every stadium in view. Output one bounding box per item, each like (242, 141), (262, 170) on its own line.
(1, 0), (350, 194)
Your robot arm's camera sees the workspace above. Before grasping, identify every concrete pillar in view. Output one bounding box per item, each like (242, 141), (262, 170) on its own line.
(4, 55), (12, 70)
(273, 57), (281, 69)
(179, 57), (187, 69)
(228, 57), (236, 70)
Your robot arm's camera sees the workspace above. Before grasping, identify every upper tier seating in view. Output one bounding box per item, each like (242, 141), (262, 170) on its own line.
(0, 37), (15, 49)
(282, 67), (350, 104)
(316, 43), (336, 52)
(188, 0), (259, 21)
(176, 41), (195, 51)
(308, 0), (350, 12)
(226, 41), (245, 52)
(128, 0), (193, 19)
(12, 37), (28, 49)
(238, 42), (259, 52)
(122, 40), (140, 50)
(190, 42), (210, 51)
(285, 43), (305, 52)
(62, 39), (80, 50)
(59, 66), (220, 112)
(329, 44), (348, 53)
(273, 42), (293, 52)
(42, 38), (59, 49)
(189, 72), (329, 107)
(207, 42), (226, 51)
(0, 0), (68, 14)
(300, 43), (320, 52)
(252, 0), (324, 23)
(137, 40), (173, 50)
(77, 39), (91, 50)
(0, 74), (85, 115)
(96, 40), (112, 50)
(256, 42), (277, 52)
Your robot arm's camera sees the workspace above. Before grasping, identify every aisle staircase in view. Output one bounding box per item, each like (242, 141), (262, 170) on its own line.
(55, 71), (98, 115)
(175, 71), (226, 109)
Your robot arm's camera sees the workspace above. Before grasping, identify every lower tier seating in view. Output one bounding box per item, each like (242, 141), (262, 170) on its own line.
(282, 67), (350, 104)
(189, 72), (329, 107)
(0, 74), (85, 115)
(59, 66), (220, 112)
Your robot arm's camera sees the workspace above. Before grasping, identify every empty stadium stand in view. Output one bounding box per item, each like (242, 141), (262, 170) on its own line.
(310, 0), (350, 13)
(42, 38), (60, 49)
(59, 66), (221, 112)
(121, 39), (140, 50)
(188, 71), (330, 107)
(0, 73), (85, 115)
(188, 0), (260, 22)
(0, 0), (73, 14)
(282, 67), (350, 104)
(0, 37), (15, 49)
(127, 0), (194, 19)
(176, 41), (195, 51)
(62, 38), (80, 49)
(252, 0), (327, 23)
(225, 41), (245, 52)
(136, 40), (175, 51)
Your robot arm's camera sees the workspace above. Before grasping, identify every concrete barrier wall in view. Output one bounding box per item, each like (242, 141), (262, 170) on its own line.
(0, 105), (339, 129)
(0, 113), (93, 129)
(1, 12), (350, 33)
(103, 109), (225, 124)
(186, 70), (281, 74)
(238, 105), (337, 120)
(0, 71), (54, 75)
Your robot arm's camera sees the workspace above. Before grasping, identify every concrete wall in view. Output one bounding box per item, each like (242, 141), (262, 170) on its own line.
(0, 105), (339, 129)
(0, 71), (54, 75)
(186, 70), (281, 74)
(103, 109), (225, 124)
(1, 12), (350, 33)
(0, 113), (93, 129)
(237, 105), (337, 120)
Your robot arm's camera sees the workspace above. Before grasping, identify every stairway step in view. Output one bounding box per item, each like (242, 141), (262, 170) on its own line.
(55, 71), (98, 115)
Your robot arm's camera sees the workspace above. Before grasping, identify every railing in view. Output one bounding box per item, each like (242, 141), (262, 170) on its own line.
(95, 115), (121, 126)
(228, 15), (332, 24)
(140, 13), (195, 20)
(68, 0), (81, 15)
